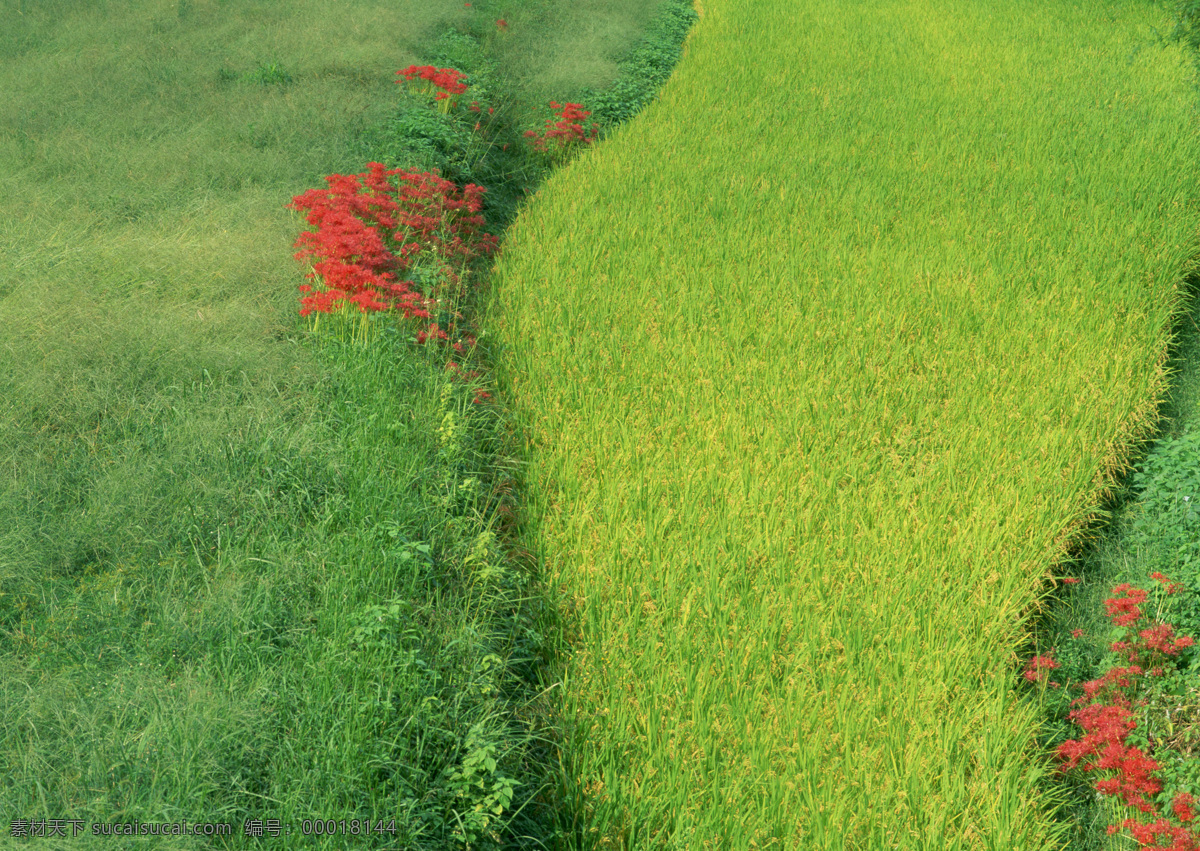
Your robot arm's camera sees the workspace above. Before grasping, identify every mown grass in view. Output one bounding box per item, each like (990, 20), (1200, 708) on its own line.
(0, 0), (696, 847)
(480, 0), (1200, 847)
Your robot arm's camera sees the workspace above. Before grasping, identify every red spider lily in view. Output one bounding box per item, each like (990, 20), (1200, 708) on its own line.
(1117, 815), (1200, 850)
(1139, 623), (1195, 657)
(1045, 580), (1200, 847)
(1023, 653), (1060, 686)
(286, 163), (497, 345)
(1056, 698), (1163, 814)
(524, 100), (600, 161)
(1175, 793), (1198, 824)
(1101, 579), (1196, 669)
(496, 18), (508, 30)
(1106, 583), (1149, 627)
(397, 65), (469, 113)
(1075, 665), (1144, 705)
(1152, 571), (1187, 595)
(397, 65), (468, 95)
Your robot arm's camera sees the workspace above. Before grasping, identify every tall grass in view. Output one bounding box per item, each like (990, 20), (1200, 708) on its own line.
(0, 0), (469, 582)
(1030, 278), (1200, 849)
(481, 0), (1200, 846)
(0, 0), (703, 846)
(0, 0), (534, 846)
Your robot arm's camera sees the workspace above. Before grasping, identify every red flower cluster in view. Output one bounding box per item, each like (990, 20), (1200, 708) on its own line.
(1137, 623), (1195, 659)
(1107, 583), (1149, 627)
(286, 162), (497, 354)
(523, 100), (600, 161)
(396, 65), (465, 112)
(283, 61), (611, 412)
(397, 65), (468, 108)
(1038, 574), (1200, 849)
(1176, 794), (1198, 824)
(1023, 653), (1060, 687)
(1152, 571), (1187, 595)
(1110, 814), (1199, 851)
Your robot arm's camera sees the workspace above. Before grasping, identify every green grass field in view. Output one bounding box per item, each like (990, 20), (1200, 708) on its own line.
(0, 0), (691, 847)
(2, 0), (1200, 848)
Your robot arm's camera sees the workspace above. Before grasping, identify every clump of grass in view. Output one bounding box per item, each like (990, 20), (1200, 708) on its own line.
(217, 61), (295, 86)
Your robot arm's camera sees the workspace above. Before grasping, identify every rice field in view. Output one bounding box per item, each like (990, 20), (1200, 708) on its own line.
(480, 0), (1200, 846)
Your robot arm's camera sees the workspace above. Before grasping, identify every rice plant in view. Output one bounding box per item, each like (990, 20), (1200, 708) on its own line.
(480, 0), (1200, 846)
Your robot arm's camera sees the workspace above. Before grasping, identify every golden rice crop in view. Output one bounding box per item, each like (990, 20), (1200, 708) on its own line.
(482, 0), (1200, 847)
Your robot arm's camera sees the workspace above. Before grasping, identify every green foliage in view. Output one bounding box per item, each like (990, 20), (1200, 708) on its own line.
(444, 718), (521, 847)
(1128, 667), (1200, 813)
(1131, 429), (1200, 545)
(1129, 428), (1200, 645)
(576, 0), (698, 126)
(1160, 0), (1200, 81)
(430, 28), (489, 82)
(376, 104), (479, 175)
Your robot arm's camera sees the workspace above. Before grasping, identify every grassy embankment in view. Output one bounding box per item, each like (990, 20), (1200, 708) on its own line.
(1039, 300), (1200, 851)
(480, 0), (1200, 847)
(0, 0), (695, 847)
(999, 5), (1200, 849)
